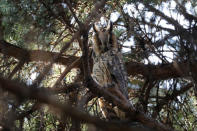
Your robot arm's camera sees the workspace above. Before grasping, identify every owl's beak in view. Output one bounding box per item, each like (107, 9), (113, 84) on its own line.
(101, 42), (109, 52)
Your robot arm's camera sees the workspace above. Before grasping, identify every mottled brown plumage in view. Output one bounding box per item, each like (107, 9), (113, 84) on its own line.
(91, 21), (128, 119)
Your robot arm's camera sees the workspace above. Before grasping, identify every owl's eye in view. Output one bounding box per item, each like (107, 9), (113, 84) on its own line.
(93, 22), (112, 35)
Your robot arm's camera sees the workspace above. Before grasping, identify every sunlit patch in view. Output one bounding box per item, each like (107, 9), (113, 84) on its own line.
(122, 37), (134, 53)
(61, 3), (67, 8)
(110, 12), (120, 22)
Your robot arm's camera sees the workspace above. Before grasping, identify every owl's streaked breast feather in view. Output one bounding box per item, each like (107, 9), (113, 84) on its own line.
(92, 50), (128, 98)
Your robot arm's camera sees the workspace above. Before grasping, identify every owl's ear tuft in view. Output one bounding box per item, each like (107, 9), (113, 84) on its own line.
(106, 21), (113, 32)
(93, 23), (100, 33)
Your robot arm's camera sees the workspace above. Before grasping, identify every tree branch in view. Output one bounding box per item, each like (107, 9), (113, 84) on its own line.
(0, 76), (154, 131)
(1, 40), (197, 81)
(0, 40), (79, 66)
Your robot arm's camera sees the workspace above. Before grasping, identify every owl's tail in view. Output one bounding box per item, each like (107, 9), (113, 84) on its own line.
(98, 98), (123, 120)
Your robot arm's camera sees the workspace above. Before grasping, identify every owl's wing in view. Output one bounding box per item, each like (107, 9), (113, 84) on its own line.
(92, 50), (129, 120)
(101, 50), (129, 99)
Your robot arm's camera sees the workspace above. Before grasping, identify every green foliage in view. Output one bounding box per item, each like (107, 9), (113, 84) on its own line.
(0, 0), (197, 130)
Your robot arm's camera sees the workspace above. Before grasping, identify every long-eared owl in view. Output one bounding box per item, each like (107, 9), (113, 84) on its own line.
(91, 21), (129, 119)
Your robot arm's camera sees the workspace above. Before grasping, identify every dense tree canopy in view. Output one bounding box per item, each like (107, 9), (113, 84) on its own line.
(0, 0), (197, 130)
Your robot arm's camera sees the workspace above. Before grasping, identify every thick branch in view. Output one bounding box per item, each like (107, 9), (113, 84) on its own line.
(0, 77), (149, 131)
(125, 60), (194, 80)
(85, 77), (174, 131)
(0, 40), (79, 66)
(1, 40), (197, 80)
